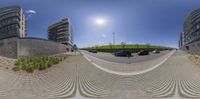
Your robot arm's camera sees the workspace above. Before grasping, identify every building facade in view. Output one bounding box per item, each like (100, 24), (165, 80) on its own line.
(0, 5), (26, 39)
(48, 19), (73, 47)
(0, 6), (71, 58)
(179, 32), (184, 49)
(181, 8), (200, 54)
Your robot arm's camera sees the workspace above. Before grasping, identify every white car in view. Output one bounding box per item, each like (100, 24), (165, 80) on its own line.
(152, 50), (160, 54)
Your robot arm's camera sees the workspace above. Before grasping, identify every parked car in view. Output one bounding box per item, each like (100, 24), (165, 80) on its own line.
(114, 50), (132, 57)
(137, 50), (149, 56)
(152, 49), (160, 54)
(88, 50), (98, 53)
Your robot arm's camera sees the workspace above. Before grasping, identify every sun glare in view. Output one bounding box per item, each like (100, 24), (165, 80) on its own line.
(95, 18), (106, 25)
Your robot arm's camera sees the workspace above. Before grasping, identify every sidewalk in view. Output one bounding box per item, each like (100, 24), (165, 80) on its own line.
(65, 51), (81, 56)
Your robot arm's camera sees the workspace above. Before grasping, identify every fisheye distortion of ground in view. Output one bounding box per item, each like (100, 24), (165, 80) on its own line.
(0, 0), (200, 99)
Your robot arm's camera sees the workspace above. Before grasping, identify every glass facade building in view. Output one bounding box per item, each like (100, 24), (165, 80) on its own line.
(0, 5), (26, 39)
(183, 8), (200, 45)
(179, 32), (184, 48)
(48, 19), (73, 46)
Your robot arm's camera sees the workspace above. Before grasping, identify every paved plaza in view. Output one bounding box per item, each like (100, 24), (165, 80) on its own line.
(0, 50), (199, 99)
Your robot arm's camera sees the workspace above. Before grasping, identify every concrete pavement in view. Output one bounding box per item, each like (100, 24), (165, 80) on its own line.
(0, 50), (199, 98)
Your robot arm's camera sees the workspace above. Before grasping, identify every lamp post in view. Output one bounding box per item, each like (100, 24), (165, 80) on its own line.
(113, 32), (115, 45)
(113, 32), (115, 53)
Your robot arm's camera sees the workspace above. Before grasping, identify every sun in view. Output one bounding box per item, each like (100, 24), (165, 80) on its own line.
(95, 18), (106, 25)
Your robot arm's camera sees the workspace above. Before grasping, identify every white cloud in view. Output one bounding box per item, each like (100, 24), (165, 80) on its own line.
(26, 10), (36, 19)
(26, 10), (36, 14)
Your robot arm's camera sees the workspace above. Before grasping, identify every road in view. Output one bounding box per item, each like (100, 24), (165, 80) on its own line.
(0, 50), (200, 99)
(81, 50), (171, 64)
(81, 50), (174, 74)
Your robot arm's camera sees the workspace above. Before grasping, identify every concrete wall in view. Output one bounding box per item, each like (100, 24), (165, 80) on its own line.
(0, 37), (68, 58)
(182, 40), (200, 55)
(18, 37), (67, 57)
(0, 37), (18, 58)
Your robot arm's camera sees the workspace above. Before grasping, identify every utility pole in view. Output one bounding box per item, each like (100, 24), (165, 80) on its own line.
(113, 32), (115, 45)
(112, 32), (115, 53)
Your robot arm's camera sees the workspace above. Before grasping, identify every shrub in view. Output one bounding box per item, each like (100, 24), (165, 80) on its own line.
(12, 67), (20, 71)
(13, 55), (66, 73)
(188, 55), (200, 65)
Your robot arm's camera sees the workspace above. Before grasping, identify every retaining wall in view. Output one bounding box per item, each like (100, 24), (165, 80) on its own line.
(18, 37), (67, 57)
(182, 40), (200, 55)
(0, 37), (18, 58)
(0, 37), (68, 58)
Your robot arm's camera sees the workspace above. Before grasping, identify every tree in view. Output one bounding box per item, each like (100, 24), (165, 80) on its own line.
(109, 43), (113, 50)
(108, 43), (113, 53)
(146, 43), (150, 48)
(136, 44), (139, 49)
(121, 42), (126, 49)
(92, 46), (95, 49)
(95, 45), (98, 50)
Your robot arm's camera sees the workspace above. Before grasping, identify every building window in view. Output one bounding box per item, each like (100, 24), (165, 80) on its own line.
(186, 46), (190, 50)
(197, 25), (200, 29)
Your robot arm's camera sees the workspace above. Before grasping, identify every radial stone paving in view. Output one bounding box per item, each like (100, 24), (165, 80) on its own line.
(0, 50), (200, 99)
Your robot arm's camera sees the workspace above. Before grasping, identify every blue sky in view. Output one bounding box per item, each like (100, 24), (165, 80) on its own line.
(1, 0), (200, 48)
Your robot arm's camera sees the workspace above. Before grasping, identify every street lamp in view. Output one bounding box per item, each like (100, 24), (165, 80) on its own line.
(113, 32), (115, 45)
(113, 32), (115, 53)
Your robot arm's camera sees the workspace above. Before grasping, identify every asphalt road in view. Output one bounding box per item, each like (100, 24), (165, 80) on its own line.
(81, 50), (171, 64)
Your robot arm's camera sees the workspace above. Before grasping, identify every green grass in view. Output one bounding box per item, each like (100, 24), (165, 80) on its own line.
(13, 55), (67, 73)
(81, 44), (168, 53)
(96, 44), (161, 49)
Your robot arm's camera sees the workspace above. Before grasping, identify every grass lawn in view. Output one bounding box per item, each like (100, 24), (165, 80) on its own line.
(97, 44), (161, 49)
(81, 44), (169, 53)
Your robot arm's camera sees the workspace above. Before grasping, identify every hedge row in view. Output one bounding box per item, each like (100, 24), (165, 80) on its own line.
(82, 48), (169, 53)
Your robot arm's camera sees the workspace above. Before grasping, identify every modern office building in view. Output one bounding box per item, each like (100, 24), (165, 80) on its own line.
(0, 6), (71, 58)
(179, 32), (184, 49)
(0, 5), (26, 39)
(181, 8), (200, 54)
(48, 18), (73, 47)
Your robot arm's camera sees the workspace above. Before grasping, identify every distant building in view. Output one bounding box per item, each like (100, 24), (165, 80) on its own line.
(181, 8), (200, 54)
(48, 19), (73, 47)
(179, 32), (184, 49)
(0, 5), (26, 39)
